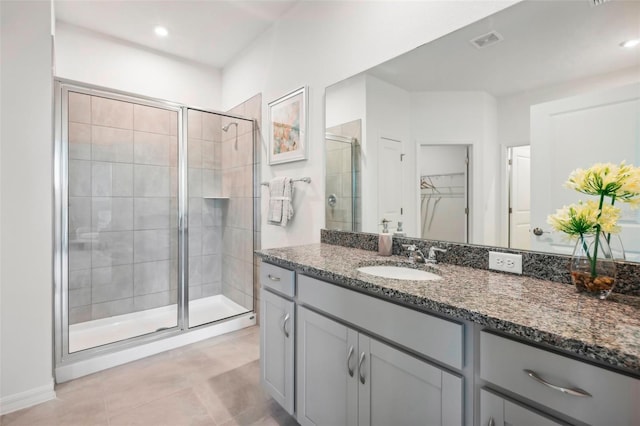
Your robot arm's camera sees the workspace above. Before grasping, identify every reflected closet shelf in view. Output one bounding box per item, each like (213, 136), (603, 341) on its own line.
(203, 196), (229, 200)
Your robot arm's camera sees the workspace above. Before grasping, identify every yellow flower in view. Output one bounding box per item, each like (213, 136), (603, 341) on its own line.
(566, 162), (640, 206)
(547, 200), (620, 237)
(598, 203), (622, 234)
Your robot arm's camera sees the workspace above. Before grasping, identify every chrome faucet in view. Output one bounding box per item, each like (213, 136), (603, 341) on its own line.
(427, 247), (447, 264)
(402, 244), (428, 264)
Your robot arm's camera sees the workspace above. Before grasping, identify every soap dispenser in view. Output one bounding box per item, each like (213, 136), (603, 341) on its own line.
(378, 219), (393, 256)
(394, 221), (406, 237)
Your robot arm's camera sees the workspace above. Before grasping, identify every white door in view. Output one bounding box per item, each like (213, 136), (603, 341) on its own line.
(509, 146), (531, 250)
(358, 335), (463, 426)
(480, 389), (562, 426)
(260, 289), (295, 415)
(297, 307), (358, 426)
(377, 137), (403, 231)
(531, 82), (640, 259)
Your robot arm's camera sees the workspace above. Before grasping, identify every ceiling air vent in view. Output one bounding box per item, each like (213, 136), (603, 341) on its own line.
(470, 31), (504, 49)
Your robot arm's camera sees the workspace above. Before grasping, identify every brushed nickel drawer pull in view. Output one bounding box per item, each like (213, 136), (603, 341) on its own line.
(282, 313), (290, 338)
(359, 352), (366, 384)
(267, 274), (281, 281)
(524, 369), (592, 397)
(347, 346), (355, 377)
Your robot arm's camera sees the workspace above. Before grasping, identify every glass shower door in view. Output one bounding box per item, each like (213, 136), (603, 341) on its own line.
(65, 87), (180, 352)
(187, 109), (253, 328)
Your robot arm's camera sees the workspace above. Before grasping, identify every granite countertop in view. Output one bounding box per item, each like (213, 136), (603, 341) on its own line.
(256, 243), (640, 375)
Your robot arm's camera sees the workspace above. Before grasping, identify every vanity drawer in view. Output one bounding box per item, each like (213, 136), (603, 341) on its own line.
(480, 331), (640, 425)
(298, 274), (463, 370)
(260, 262), (295, 297)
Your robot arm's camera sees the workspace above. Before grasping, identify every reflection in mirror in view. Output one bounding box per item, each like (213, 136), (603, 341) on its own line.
(325, 120), (361, 232)
(324, 0), (640, 261)
(420, 145), (469, 243)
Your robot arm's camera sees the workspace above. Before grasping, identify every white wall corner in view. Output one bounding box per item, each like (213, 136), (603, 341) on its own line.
(0, 381), (56, 416)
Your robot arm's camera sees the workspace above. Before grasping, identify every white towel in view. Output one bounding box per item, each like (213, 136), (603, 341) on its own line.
(268, 177), (294, 227)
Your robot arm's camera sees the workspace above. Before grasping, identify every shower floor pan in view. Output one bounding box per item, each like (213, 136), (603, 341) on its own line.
(69, 295), (248, 353)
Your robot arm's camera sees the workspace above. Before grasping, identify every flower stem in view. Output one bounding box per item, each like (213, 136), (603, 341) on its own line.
(592, 194), (605, 277)
(607, 195), (616, 245)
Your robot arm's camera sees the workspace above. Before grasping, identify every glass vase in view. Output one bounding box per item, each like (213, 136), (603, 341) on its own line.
(570, 233), (617, 299)
(604, 232), (626, 261)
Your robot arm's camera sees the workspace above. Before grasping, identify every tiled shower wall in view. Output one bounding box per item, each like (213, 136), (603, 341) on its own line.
(221, 94), (261, 311)
(67, 92), (179, 324)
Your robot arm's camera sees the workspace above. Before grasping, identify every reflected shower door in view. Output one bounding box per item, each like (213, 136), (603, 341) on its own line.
(65, 88), (180, 352)
(187, 109), (253, 328)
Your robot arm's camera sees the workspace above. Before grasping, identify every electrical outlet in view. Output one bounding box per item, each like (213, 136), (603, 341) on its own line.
(489, 251), (523, 274)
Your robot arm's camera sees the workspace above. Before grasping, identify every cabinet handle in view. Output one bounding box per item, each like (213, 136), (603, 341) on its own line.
(358, 352), (366, 384)
(347, 346), (355, 377)
(488, 416), (495, 426)
(282, 313), (290, 338)
(524, 369), (592, 397)
(267, 274), (281, 281)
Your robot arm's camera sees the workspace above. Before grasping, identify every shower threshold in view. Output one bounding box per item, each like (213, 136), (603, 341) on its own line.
(69, 295), (248, 353)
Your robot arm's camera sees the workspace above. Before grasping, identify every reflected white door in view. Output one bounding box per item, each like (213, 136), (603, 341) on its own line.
(509, 146), (531, 250)
(377, 138), (403, 231)
(531, 82), (640, 259)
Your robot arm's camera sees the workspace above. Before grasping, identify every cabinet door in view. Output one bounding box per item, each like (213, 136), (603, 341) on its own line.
(358, 335), (463, 426)
(297, 307), (358, 426)
(260, 289), (295, 415)
(480, 389), (563, 426)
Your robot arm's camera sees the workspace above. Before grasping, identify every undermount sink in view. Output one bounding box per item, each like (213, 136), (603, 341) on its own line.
(357, 265), (441, 281)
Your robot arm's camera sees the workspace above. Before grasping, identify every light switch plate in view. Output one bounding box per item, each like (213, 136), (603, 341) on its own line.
(489, 251), (523, 274)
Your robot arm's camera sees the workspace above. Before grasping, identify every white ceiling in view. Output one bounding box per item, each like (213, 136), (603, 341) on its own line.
(54, 0), (300, 69)
(367, 0), (640, 97)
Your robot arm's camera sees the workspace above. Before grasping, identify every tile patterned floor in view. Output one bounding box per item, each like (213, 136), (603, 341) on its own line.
(1, 327), (298, 426)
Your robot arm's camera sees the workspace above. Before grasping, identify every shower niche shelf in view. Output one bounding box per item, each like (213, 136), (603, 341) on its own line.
(203, 196), (229, 200)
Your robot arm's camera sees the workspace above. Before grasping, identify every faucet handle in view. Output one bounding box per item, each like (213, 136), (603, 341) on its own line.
(402, 244), (416, 252)
(428, 246), (447, 260)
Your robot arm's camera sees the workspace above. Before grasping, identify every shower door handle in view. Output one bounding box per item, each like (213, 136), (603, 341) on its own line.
(282, 313), (290, 338)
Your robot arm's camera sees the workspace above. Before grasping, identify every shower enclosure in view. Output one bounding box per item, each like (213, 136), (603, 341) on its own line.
(324, 120), (361, 232)
(54, 82), (257, 380)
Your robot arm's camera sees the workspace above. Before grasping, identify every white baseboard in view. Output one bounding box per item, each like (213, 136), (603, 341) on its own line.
(0, 381), (56, 416)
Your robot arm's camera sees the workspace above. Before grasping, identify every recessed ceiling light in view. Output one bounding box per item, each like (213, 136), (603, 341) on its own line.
(154, 26), (169, 37)
(620, 39), (640, 48)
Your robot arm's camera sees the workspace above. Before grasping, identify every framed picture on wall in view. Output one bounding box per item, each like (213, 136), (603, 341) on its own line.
(268, 86), (308, 165)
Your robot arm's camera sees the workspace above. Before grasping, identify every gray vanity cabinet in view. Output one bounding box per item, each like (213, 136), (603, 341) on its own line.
(479, 389), (562, 426)
(296, 307), (358, 426)
(358, 334), (463, 426)
(480, 331), (640, 425)
(259, 264), (296, 415)
(296, 274), (463, 426)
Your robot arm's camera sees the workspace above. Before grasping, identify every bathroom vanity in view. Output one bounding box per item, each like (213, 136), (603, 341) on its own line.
(256, 242), (640, 426)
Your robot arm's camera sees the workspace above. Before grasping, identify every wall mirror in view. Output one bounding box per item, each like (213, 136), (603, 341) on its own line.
(325, 0), (640, 261)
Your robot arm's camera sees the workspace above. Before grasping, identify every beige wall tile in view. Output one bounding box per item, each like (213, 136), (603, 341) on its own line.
(92, 96), (133, 129)
(202, 112), (221, 142)
(188, 138), (202, 168)
(134, 131), (176, 166)
(91, 125), (133, 163)
(188, 109), (202, 139)
(68, 91), (91, 124)
(134, 104), (174, 135)
(69, 122), (91, 160)
(243, 94), (262, 122)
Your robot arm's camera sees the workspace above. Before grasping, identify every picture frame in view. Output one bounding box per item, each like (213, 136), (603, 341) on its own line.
(268, 86), (308, 165)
